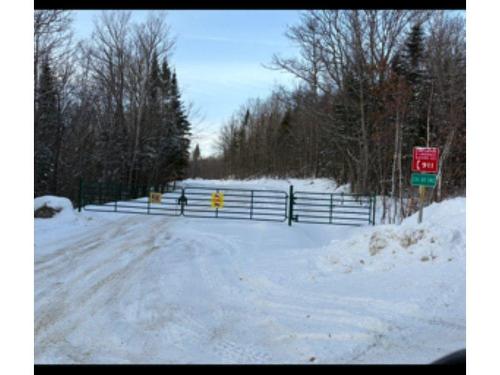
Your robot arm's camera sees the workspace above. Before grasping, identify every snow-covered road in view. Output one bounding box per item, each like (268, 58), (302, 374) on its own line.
(34, 179), (465, 364)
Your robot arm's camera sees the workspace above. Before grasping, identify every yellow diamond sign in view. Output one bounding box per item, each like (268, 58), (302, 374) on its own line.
(211, 192), (224, 208)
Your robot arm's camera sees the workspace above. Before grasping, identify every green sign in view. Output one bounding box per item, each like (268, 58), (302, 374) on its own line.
(411, 173), (437, 187)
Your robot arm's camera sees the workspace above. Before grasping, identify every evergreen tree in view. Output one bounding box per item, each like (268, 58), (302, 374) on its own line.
(403, 23), (425, 87)
(157, 58), (176, 181)
(143, 50), (163, 184)
(168, 71), (191, 179)
(401, 23), (428, 151)
(160, 58), (171, 95)
(35, 59), (60, 196)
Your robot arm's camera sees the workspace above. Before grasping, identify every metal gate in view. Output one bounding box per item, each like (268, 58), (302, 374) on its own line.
(288, 186), (375, 226)
(182, 186), (288, 222)
(78, 181), (375, 226)
(80, 181), (183, 216)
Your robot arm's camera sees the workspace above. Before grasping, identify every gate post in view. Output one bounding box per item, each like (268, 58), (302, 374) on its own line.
(78, 178), (83, 212)
(288, 185), (294, 226)
(98, 182), (102, 205)
(250, 190), (254, 220)
(371, 194), (376, 226)
(329, 193), (333, 224)
(179, 188), (186, 215)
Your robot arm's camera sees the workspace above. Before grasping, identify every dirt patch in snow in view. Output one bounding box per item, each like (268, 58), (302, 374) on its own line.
(35, 205), (62, 219)
(369, 228), (427, 256)
(399, 229), (426, 248)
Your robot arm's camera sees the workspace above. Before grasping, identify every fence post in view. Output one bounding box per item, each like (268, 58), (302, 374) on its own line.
(115, 183), (119, 212)
(371, 194), (376, 226)
(329, 193), (333, 224)
(180, 188), (186, 215)
(250, 190), (254, 220)
(215, 188), (219, 218)
(288, 185), (294, 226)
(78, 178), (83, 212)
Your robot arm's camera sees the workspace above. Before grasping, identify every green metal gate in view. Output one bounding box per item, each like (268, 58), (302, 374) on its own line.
(79, 181), (375, 226)
(80, 181), (183, 216)
(288, 186), (375, 227)
(182, 186), (288, 222)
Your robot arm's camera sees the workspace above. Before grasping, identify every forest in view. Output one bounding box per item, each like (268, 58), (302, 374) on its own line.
(35, 10), (465, 224)
(34, 11), (191, 202)
(208, 10), (465, 223)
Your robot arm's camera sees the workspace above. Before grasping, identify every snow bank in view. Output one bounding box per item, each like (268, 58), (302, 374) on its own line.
(321, 198), (466, 273)
(34, 196), (76, 221)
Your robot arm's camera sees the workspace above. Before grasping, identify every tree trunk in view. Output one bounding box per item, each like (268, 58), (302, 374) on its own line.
(390, 110), (400, 224)
(436, 125), (457, 202)
(359, 78), (369, 193)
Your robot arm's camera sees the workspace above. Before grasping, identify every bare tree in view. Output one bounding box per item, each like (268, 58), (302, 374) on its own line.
(34, 10), (73, 107)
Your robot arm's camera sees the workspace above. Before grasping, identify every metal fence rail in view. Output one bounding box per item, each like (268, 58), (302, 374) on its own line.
(78, 180), (375, 227)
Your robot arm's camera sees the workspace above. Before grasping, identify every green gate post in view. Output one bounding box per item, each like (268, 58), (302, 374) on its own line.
(179, 188), (186, 215)
(329, 193), (333, 224)
(215, 189), (219, 218)
(98, 182), (102, 205)
(78, 178), (83, 212)
(371, 194), (376, 226)
(250, 190), (254, 220)
(288, 185), (294, 226)
(115, 183), (120, 212)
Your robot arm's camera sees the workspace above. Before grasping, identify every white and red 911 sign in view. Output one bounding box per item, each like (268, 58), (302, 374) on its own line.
(412, 147), (439, 173)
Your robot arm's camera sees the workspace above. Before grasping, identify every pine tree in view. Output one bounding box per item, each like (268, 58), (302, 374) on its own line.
(401, 23), (428, 152)
(403, 23), (425, 87)
(169, 71), (191, 179)
(157, 58), (176, 182)
(143, 50), (163, 185)
(35, 59), (60, 196)
(160, 58), (171, 94)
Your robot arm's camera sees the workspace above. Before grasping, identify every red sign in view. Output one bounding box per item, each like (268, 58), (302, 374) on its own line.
(412, 147), (439, 173)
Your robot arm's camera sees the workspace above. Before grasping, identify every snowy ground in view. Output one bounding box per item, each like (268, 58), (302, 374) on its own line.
(34, 178), (465, 364)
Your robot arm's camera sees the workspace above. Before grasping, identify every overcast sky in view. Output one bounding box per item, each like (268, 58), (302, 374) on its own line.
(72, 10), (303, 156)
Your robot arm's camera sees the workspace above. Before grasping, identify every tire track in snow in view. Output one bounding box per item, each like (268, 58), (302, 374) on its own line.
(35, 215), (143, 271)
(35, 216), (172, 361)
(182, 234), (275, 363)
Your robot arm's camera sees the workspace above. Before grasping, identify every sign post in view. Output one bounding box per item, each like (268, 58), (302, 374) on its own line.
(411, 147), (439, 224)
(418, 186), (425, 224)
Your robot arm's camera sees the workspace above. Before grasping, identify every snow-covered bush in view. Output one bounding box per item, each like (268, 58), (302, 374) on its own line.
(34, 196), (76, 221)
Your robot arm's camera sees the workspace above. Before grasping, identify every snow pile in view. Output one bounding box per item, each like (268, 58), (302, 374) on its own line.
(34, 196), (76, 221)
(322, 198), (465, 273)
